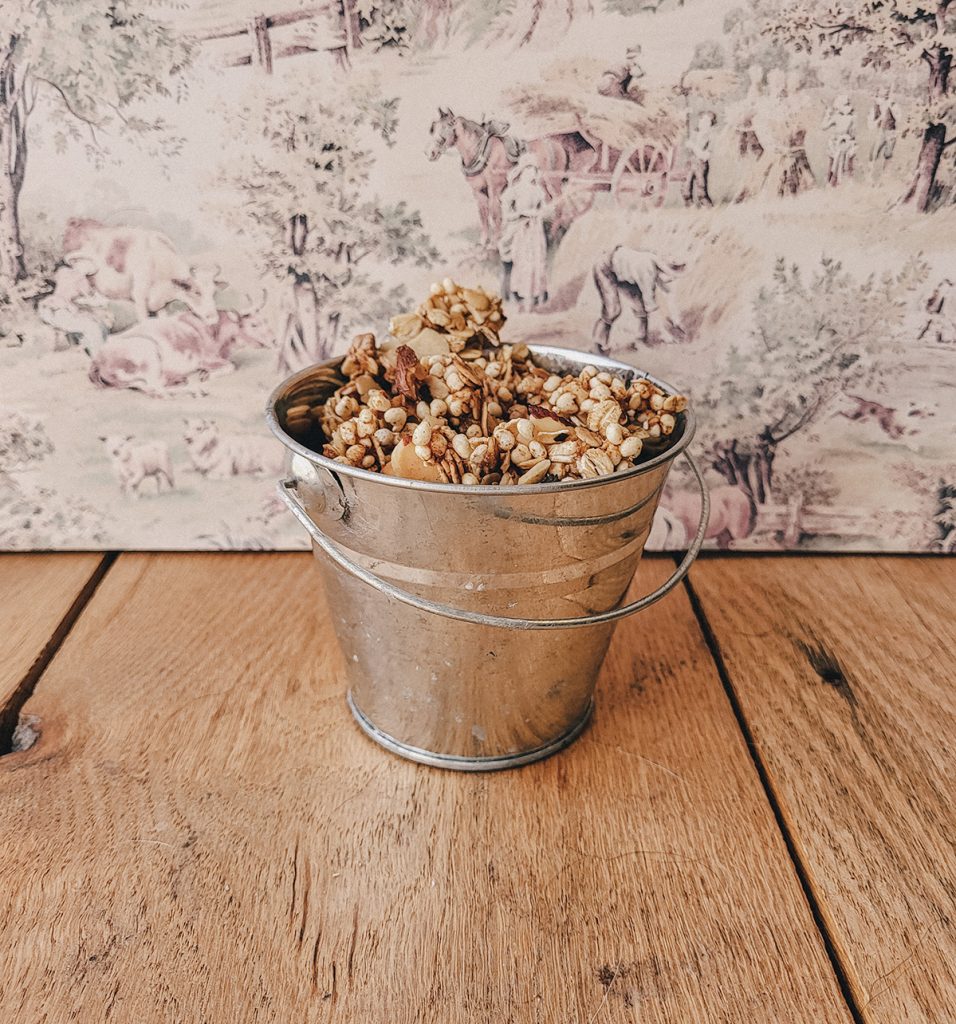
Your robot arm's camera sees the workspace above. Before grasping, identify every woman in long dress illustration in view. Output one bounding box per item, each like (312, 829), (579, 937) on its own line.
(498, 153), (549, 312)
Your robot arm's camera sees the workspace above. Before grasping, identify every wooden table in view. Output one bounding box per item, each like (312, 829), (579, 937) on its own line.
(1, 553), (953, 1023)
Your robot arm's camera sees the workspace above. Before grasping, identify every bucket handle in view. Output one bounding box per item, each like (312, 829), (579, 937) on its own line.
(278, 452), (709, 632)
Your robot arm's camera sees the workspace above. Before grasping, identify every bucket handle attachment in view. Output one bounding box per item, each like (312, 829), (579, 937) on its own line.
(278, 453), (709, 632)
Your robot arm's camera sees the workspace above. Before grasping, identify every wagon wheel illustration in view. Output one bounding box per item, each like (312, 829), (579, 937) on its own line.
(611, 142), (671, 207)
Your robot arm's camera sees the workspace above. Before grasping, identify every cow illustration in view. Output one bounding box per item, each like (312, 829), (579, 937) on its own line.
(88, 301), (269, 398)
(63, 219), (224, 324)
(182, 419), (285, 479)
(663, 484), (755, 550)
(646, 506), (688, 549)
(99, 435), (175, 497)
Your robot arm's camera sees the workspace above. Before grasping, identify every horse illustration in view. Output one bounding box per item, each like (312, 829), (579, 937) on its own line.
(426, 108), (599, 249)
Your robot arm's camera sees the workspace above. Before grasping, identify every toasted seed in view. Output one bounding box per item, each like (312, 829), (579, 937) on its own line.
(554, 393), (577, 413)
(511, 443), (533, 465)
(412, 421), (432, 446)
(462, 473), (480, 486)
(366, 389), (391, 412)
(620, 436), (643, 459)
(577, 449), (615, 478)
(452, 433), (472, 459)
(495, 428), (516, 451)
(518, 459), (551, 484)
(384, 407), (407, 430)
(516, 418), (535, 441)
(587, 398), (622, 433)
(574, 426), (603, 447)
(429, 376), (450, 400)
(605, 422), (624, 445)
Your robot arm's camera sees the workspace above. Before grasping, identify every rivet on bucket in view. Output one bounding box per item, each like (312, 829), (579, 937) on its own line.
(267, 345), (709, 771)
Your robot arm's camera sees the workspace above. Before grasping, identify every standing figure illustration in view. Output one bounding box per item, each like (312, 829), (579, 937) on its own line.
(498, 153), (549, 312)
(869, 87), (898, 179)
(682, 111), (717, 207)
(822, 95), (857, 186)
(591, 246), (685, 353)
(597, 44), (646, 103)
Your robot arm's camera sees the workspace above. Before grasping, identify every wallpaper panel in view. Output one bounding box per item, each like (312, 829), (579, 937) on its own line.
(1, 0), (954, 551)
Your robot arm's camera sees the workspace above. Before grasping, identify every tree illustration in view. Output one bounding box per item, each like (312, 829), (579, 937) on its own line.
(0, 2), (194, 288)
(763, 0), (956, 211)
(218, 70), (438, 363)
(460, 0), (594, 47)
(0, 412), (106, 549)
(698, 256), (924, 505)
(893, 462), (956, 549)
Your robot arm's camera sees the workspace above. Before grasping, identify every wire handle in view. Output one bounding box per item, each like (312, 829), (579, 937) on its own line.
(278, 452), (709, 632)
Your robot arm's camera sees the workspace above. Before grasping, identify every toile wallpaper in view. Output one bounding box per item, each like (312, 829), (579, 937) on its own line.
(1, 0), (954, 552)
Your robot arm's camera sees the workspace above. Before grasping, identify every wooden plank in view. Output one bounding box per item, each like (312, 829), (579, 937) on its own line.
(252, 15), (274, 72)
(691, 557), (956, 1024)
(0, 554), (106, 746)
(0, 553), (852, 1023)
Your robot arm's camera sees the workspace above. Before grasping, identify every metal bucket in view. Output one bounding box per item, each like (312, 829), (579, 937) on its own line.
(267, 345), (709, 771)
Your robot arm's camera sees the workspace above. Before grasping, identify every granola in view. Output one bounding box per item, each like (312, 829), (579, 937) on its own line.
(291, 279), (687, 485)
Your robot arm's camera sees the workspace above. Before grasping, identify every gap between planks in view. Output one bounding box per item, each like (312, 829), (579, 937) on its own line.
(0, 553), (117, 755)
(681, 567), (867, 1024)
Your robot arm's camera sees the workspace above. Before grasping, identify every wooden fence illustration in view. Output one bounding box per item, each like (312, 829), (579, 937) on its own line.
(197, 2), (362, 73)
(750, 494), (879, 547)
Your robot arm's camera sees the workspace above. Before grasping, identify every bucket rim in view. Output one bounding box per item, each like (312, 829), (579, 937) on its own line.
(266, 343), (697, 496)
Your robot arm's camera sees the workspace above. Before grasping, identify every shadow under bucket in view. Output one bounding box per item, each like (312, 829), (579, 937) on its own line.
(267, 345), (709, 771)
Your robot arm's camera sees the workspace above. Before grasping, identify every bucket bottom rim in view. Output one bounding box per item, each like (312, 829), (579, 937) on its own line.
(346, 692), (594, 772)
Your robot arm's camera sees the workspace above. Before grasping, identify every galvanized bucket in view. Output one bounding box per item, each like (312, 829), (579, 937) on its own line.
(267, 345), (709, 771)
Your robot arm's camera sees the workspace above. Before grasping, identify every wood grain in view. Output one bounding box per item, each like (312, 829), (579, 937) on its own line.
(0, 553), (851, 1023)
(691, 557), (955, 1024)
(0, 554), (106, 745)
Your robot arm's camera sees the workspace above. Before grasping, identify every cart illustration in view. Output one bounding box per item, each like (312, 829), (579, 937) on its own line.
(505, 61), (685, 211)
